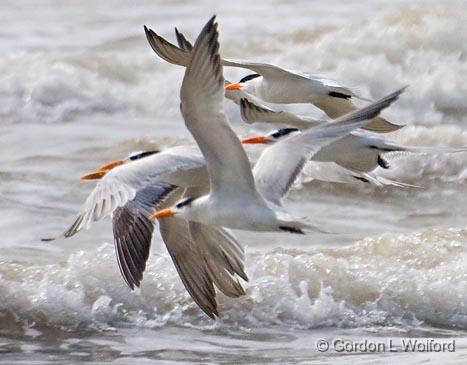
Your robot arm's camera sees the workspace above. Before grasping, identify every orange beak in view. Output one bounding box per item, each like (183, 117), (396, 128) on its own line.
(225, 82), (242, 91)
(80, 159), (124, 180)
(241, 136), (269, 144)
(149, 208), (175, 221)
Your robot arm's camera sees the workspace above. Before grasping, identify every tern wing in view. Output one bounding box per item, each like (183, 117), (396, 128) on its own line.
(175, 27), (193, 51)
(144, 26), (272, 107)
(189, 222), (247, 298)
(254, 88), (406, 206)
(180, 17), (258, 198)
(159, 216), (218, 319)
(146, 27), (287, 80)
(151, 25), (346, 93)
(51, 146), (204, 240)
(222, 58), (309, 81)
(240, 94), (402, 134)
(144, 26), (191, 67)
(313, 95), (403, 133)
(112, 184), (177, 290)
(240, 98), (321, 129)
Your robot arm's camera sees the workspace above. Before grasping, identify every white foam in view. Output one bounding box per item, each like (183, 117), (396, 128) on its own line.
(1, 228), (465, 331)
(275, 3), (467, 126)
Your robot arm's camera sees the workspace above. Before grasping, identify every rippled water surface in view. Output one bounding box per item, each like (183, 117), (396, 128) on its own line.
(1, 0), (466, 363)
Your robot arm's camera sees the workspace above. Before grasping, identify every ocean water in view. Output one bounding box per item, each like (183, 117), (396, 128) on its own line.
(1, 0), (466, 364)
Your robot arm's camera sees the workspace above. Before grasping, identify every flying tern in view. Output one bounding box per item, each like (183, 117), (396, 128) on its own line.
(239, 98), (467, 173)
(143, 25), (402, 133)
(149, 17), (405, 233)
(45, 147), (248, 319)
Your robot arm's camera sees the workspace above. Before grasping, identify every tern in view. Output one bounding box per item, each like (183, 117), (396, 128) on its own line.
(45, 147), (248, 319)
(143, 25), (402, 133)
(149, 17), (405, 233)
(239, 98), (467, 173)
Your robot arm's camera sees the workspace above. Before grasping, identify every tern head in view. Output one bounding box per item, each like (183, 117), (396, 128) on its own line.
(149, 196), (197, 221)
(225, 73), (261, 93)
(80, 150), (160, 180)
(241, 128), (300, 144)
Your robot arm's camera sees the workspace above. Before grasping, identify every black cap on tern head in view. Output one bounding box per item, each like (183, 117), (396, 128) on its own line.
(270, 128), (299, 139)
(239, 73), (261, 83)
(128, 150), (160, 161)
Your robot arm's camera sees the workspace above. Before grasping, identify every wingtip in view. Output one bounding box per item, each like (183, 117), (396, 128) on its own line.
(143, 25), (153, 39)
(203, 15), (218, 36)
(199, 299), (219, 320)
(396, 84), (409, 96)
(40, 237), (56, 242)
(206, 311), (217, 320)
(239, 270), (249, 282)
(208, 14), (217, 24)
(391, 85), (409, 100)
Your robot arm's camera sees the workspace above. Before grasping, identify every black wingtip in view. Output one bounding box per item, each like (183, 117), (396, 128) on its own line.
(329, 91), (351, 99)
(143, 25), (153, 42)
(204, 15), (217, 35)
(205, 307), (219, 320)
(354, 176), (370, 184)
(175, 27), (194, 51)
(143, 25), (152, 39)
(239, 271), (249, 282)
(387, 85), (409, 102)
(191, 15), (218, 53)
(279, 226), (305, 234)
(208, 15), (217, 25)
(40, 237), (56, 242)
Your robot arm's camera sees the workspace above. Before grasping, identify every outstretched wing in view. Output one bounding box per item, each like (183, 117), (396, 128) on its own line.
(49, 146), (204, 240)
(240, 98), (321, 129)
(159, 216), (219, 319)
(144, 26), (191, 66)
(145, 26), (272, 107)
(112, 184), (177, 290)
(189, 222), (247, 298)
(180, 16), (257, 198)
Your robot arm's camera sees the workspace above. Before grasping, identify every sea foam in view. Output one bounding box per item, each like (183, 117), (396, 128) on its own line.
(1, 228), (465, 331)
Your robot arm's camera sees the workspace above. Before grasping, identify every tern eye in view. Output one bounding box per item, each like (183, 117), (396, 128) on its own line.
(271, 128), (299, 139)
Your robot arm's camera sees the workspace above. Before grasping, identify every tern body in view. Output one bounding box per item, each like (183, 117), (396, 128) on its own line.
(178, 193), (299, 232)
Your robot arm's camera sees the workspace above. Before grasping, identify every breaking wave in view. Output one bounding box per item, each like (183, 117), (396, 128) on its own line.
(1, 227), (465, 331)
